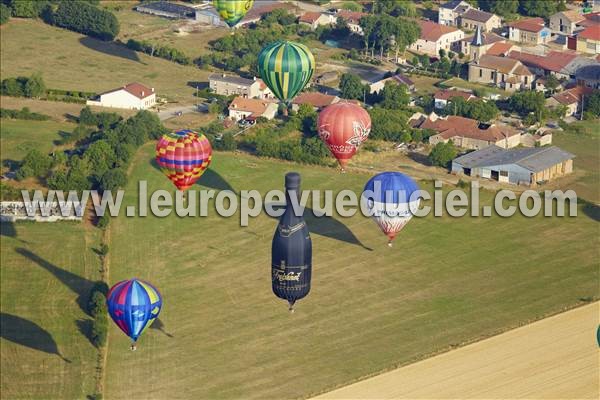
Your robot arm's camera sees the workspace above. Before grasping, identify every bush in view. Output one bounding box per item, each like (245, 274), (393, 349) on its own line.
(0, 107), (50, 120)
(17, 149), (52, 180)
(88, 291), (107, 318)
(0, 3), (10, 25)
(1, 74), (45, 98)
(428, 141), (457, 168)
(96, 213), (110, 229)
(51, 0), (119, 41)
(91, 314), (107, 347)
(126, 39), (191, 65)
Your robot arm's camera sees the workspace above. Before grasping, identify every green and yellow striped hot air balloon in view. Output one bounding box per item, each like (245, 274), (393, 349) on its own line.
(213, 0), (254, 28)
(257, 40), (316, 103)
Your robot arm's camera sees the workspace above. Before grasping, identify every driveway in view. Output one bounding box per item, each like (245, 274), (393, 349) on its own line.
(156, 104), (207, 121)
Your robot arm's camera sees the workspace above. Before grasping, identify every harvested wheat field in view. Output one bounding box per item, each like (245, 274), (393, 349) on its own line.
(315, 302), (599, 399)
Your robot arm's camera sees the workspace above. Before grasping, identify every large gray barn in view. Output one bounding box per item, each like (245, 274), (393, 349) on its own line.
(452, 145), (574, 185)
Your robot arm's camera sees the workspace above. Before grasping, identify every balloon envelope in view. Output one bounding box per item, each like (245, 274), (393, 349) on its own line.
(317, 102), (371, 170)
(362, 172), (420, 243)
(155, 129), (212, 191)
(107, 279), (162, 342)
(213, 0), (254, 27)
(258, 40), (315, 103)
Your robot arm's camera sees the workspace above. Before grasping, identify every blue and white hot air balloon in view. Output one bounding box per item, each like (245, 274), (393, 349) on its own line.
(362, 172), (421, 247)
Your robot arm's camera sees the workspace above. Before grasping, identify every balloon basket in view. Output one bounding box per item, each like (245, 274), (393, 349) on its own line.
(387, 241), (393, 248)
(130, 343), (137, 351)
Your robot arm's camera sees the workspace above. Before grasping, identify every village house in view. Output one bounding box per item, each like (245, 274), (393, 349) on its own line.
(209, 74), (272, 99)
(438, 0), (471, 26)
(409, 20), (465, 57)
(550, 10), (586, 35)
(315, 71), (339, 85)
(336, 10), (368, 35)
(299, 11), (335, 30)
(433, 89), (477, 109)
(468, 54), (535, 91)
(228, 97), (278, 121)
(459, 9), (501, 32)
(291, 92), (339, 111)
(507, 18), (551, 45)
(546, 85), (596, 117)
(575, 25), (600, 54)
(237, 2), (296, 27)
(86, 82), (156, 110)
(369, 74), (415, 94)
(452, 145), (574, 186)
(411, 113), (521, 150)
(460, 26), (508, 60)
(576, 64), (600, 88)
(507, 50), (578, 80)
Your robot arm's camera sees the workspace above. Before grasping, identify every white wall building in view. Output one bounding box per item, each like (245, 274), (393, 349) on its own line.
(87, 83), (156, 110)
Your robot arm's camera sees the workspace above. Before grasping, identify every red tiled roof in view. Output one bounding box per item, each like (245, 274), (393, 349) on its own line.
(337, 10), (367, 23)
(433, 89), (476, 101)
(508, 50), (577, 74)
(557, 10), (585, 23)
(229, 96), (275, 116)
(417, 20), (460, 42)
(508, 17), (545, 33)
(299, 11), (321, 24)
(551, 86), (595, 105)
(292, 92), (338, 108)
(486, 42), (514, 56)
(102, 82), (154, 99)
(241, 3), (295, 23)
(420, 115), (518, 142)
(578, 25), (600, 40)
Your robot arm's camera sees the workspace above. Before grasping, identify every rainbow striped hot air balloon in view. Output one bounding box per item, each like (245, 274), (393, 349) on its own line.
(213, 0), (254, 28)
(107, 279), (162, 350)
(257, 40), (315, 103)
(155, 129), (212, 191)
(362, 172), (421, 247)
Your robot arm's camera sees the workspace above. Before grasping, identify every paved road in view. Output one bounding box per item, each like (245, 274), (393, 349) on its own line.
(156, 104), (206, 121)
(314, 302), (599, 399)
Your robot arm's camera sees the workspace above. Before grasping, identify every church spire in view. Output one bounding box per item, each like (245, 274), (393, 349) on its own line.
(472, 25), (483, 47)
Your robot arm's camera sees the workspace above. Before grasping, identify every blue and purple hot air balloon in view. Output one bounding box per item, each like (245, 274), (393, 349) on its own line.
(362, 172), (421, 247)
(107, 278), (162, 350)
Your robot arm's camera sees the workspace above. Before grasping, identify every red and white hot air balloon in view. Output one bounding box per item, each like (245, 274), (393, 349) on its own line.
(317, 102), (371, 171)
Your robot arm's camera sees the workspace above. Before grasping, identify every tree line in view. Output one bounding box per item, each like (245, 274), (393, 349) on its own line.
(126, 39), (191, 65)
(0, 0), (118, 41)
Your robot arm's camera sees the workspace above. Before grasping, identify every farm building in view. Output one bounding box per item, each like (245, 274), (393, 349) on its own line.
(209, 74), (272, 99)
(452, 145), (574, 185)
(546, 85), (596, 117)
(411, 113), (521, 150)
(291, 92), (339, 111)
(86, 83), (156, 110)
(135, 1), (197, 19)
(576, 64), (600, 88)
(433, 89), (477, 109)
(369, 74), (415, 94)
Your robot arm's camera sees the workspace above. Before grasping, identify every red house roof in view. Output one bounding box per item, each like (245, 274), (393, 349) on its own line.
(299, 12), (321, 24)
(292, 92), (339, 108)
(102, 82), (154, 99)
(486, 42), (514, 56)
(420, 115), (518, 142)
(433, 89), (476, 101)
(508, 17), (545, 33)
(508, 50), (577, 74)
(578, 25), (600, 41)
(417, 20), (460, 42)
(552, 86), (595, 106)
(336, 10), (367, 24)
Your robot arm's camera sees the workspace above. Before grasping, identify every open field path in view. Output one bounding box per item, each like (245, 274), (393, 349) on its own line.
(314, 302), (599, 399)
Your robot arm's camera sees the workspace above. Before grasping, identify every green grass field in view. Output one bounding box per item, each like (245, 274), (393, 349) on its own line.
(0, 19), (206, 102)
(104, 144), (598, 399)
(553, 120), (600, 203)
(1, 119), (76, 165)
(0, 221), (103, 399)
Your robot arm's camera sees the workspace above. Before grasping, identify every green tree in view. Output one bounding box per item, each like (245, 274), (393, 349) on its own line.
(584, 91), (600, 118)
(83, 140), (116, 179)
(79, 106), (96, 125)
(0, 3), (11, 24)
(519, 0), (564, 17)
(23, 73), (45, 98)
(368, 107), (411, 141)
(53, 0), (119, 41)
(428, 142), (457, 167)
(378, 81), (410, 109)
(545, 75), (560, 94)
(17, 149), (52, 179)
(412, 129), (423, 143)
(9, 0), (46, 18)
(509, 91), (545, 119)
(400, 131), (412, 144)
(339, 73), (366, 100)
(479, 0), (518, 17)
(99, 168), (127, 192)
(1, 77), (23, 96)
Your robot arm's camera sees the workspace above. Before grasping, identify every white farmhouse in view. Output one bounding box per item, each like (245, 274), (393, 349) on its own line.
(87, 83), (156, 110)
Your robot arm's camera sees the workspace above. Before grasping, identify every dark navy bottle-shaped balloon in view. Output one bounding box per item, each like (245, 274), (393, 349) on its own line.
(271, 172), (312, 312)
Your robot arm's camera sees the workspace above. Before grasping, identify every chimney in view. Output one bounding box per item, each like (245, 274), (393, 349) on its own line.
(141, 91), (145, 97)
(253, 76), (257, 81)
(151, 87), (155, 92)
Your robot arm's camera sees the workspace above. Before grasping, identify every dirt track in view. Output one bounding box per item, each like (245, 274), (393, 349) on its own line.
(314, 303), (599, 399)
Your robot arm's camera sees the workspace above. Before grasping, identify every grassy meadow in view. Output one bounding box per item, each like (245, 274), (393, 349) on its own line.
(0, 19), (206, 102)
(0, 221), (103, 399)
(553, 120), (600, 203)
(0, 119), (76, 166)
(104, 144), (598, 399)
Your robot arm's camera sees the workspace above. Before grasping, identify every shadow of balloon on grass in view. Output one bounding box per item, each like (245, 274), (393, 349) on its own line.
(149, 158), (236, 193)
(0, 313), (71, 363)
(150, 318), (174, 338)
